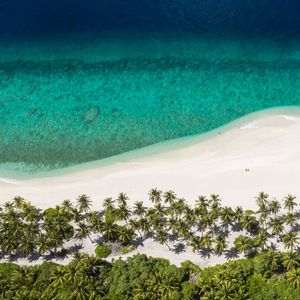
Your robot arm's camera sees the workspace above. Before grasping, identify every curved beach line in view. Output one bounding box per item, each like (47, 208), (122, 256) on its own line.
(1, 106), (300, 180)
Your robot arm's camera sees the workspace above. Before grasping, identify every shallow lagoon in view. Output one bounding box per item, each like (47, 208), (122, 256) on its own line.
(1, 33), (300, 171)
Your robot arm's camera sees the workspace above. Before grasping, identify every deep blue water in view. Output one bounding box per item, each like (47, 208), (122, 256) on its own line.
(0, 1), (300, 172)
(1, 0), (300, 37)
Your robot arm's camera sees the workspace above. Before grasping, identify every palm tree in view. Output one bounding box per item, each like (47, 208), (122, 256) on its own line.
(282, 252), (300, 270)
(70, 284), (89, 300)
(241, 214), (258, 234)
(176, 220), (191, 239)
(197, 215), (213, 237)
(3, 201), (14, 210)
(183, 206), (196, 225)
(133, 201), (147, 217)
(117, 202), (131, 224)
(198, 272), (215, 296)
(214, 234), (228, 255)
(254, 229), (269, 252)
(36, 234), (50, 254)
(117, 226), (135, 245)
(209, 194), (221, 210)
(154, 203), (166, 217)
(72, 208), (83, 223)
(61, 199), (74, 212)
(256, 192), (270, 229)
(75, 222), (94, 243)
(148, 188), (162, 204)
(208, 208), (219, 226)
(87, 212), (103, 234)
(156, 271), (180, 299)
(50, 266), (67, 288)
(163, 190), (177, 205)
(264, 249), (281, 272)
(256, 192), (269, 208)
(220, 207), (235, 228)
(283, 194), (297, 212)
(284, 212), (297, 228)
(76, 194), (92, 214)
(155, 229), (171, 250)
(283, 232), (299, 252)
(287, 268), (300, 288)
(103, 197), (115, 212)
(169, 199), (186, 220)
(117, 192), (129, 207)
(133, 279), (153, 300)
(195, 195), (209, 216)
(188, 235), (202, 253)
(269, 199), (281, 217)
(201, 233), (213, 250)
(12, 196), (26, 209)
(21, 234), (36, 256)
(138, 217), (151, 239)
(233, 206), (244, 223)
(215, 280), (239, 300)
(129, 219), (143, 242)
(101, 219), (118, 241)
(234, 235), (254, 255)
(268, 217), (284, 241)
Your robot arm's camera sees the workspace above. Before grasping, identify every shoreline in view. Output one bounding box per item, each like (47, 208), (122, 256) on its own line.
(1, 105), (300, 180)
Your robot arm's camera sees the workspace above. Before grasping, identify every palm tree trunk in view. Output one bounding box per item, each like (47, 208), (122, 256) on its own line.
(87, 234), (94, 243)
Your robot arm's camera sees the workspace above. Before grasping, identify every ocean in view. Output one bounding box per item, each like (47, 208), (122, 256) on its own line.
(0, 0), (300, 171)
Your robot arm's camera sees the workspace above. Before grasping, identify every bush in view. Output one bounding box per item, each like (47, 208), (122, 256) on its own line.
(120, 245), (135, 254)
(181, 260), (201, 275)
(95, 243), (111, 258)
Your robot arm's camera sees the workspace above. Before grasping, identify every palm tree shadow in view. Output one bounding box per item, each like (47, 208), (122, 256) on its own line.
(210, 225), (223, 235)
(28, 253), (40, 262)
(145, 232), (154, 240)
(172, 243), (186, 254)
(68, 244), (83, 254)
(43, 244), (83, 261)
(94, 236), (106, 244)
(224, 247), (239, 260)
(230, 222), (243, 232)
(131, 237), (144, 247)
(8, 253), (26, 262)
(198, 248), (213, 259)
(168, 233), (179, 242)
(269, 242), (278, 251)
(292, 224), (300, 232)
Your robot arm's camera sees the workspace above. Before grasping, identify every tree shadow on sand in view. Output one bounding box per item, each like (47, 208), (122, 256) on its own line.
(172, 243), (186, 254)
(199, 248), (213, 259)
(43, 244), (83, 261)
(230, 222), (243, 232)
(224, 247), (239, 260)
(169, 233), (179, 242)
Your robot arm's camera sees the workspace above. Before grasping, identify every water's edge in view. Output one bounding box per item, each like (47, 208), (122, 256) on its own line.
(1, 105), (300, 180)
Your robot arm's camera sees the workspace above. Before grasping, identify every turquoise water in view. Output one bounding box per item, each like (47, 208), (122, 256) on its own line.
(1, 33), (300, 172)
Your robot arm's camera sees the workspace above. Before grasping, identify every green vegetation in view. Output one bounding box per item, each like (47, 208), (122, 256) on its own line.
(0, 191), (299, 261)
(0, 190), (299, 298)
(120, 245), (136, 254)
(0, 252), (300, 299)
(95, 243), (112, 258)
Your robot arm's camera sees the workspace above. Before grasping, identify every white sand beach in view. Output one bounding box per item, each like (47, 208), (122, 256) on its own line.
(1, 108), (300, 266)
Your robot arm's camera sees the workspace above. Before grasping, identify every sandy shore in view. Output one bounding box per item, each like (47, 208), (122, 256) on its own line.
(0, 108), (300, 266)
